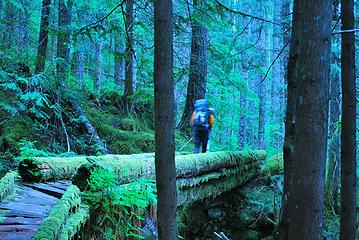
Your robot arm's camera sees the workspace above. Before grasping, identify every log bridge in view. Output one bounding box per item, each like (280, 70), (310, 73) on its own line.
(0, 150), (266, 240)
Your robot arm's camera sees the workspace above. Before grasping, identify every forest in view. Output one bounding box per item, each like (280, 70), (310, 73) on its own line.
(0, 0), (357, 239)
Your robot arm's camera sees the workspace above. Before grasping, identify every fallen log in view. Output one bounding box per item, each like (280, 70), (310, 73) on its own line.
(18, 151), (266, 186)
(18, 152), (157, 182)
(70, 97), (109, 154)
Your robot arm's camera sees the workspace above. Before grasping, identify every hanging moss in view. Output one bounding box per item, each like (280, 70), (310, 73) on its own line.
(32, 185), (82, 240)
(177, 164), (258, 206)
(0, 171), (18, 201)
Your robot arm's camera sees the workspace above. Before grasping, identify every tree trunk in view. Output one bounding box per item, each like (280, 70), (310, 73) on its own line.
(73, 48), (85, 89)
(56, 0), (73, 83)
(238, 91), (247, 150)
(114, 33), (124, 92)
(0, 0), (2, 19)
(70, 97), (109, 154)
(283, 1), (332, 239)
(3, 1), (16, 50)
(35, 0), (51, 74)
(270, 0), (285, 149)
(279, 1), (294, 238)
(325, 57), (341, 213)
(154, 0), (178, 238)
(257, 81), (265, 150)
(340, 0), (357, 239)
(178, 0), (208, 132)
(94, 39), (102, 92)
(124, 0), (134, 98)
(17, 0), (30, 55)
(325, 2), (341, 213)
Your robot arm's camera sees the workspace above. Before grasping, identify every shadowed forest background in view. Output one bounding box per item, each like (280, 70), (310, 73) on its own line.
(0, 0), (358, 239)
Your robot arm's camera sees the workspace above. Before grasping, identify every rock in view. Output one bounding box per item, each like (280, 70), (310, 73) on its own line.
(208, 207), (225, 219)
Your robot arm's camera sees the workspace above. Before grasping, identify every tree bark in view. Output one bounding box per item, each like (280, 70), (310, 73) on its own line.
(238, 91), (247, 150)
(114, 33), (124, 92)
(3, 1), (16, 50)
(283, 1), (332, 240)
(124, 0), (134, 98)
(340, 0), (357, 239)
(154, 0), (178, 238)
(325, 56), (341, 213)
(56, 0), (73, 83)
(270, 0), (285, 149)
(70, 97), (109, 154)
(35, 0), (52, 74)
(94, 39), (102, 92)
(257, 81), (265, 150)
(178, 0), (208, 132)
(279, 1), (294, 239)
(325, 2), (341, 213)
(17, 0), (30, 55)
(73, 49), (85, 89)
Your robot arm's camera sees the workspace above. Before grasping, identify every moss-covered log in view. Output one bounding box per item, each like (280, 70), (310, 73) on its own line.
(18, 151), (266, 187)
(32, 185), (82, 240)
(57, 204), (90, 240)
(18, 152), (155, 182)
(0, 171), (18, 201)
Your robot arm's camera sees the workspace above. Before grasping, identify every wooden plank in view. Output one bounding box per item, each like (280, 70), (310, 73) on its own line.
(0, 203), (52, 215)
(0, 231), (34, 240)
(22, 183), (67, 198)
(0, 216), (42, 225)
(0, 224), (39, 232)
(14, 185), (59, 202)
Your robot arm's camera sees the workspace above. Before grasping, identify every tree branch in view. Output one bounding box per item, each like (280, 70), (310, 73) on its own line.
(261, 39), (290, 83)
(332, 28), (359, 34)
(75, 0), (126, 33)
(215, 0), (281, 26)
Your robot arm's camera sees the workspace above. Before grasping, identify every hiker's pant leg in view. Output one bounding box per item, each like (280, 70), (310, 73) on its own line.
(201, 130), (209, 153)
(194, 130), (201, 154)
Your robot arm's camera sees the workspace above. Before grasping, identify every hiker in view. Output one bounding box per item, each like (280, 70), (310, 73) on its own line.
(190, 99), (215, 153)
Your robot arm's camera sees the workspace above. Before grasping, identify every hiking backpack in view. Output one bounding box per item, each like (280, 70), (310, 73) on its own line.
(194, 109), (210, 129)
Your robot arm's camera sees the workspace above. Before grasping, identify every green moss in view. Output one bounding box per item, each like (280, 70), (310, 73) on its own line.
(18, 156), (89, 182)
(32, 185), (82, 240)
(83, 102), (156, 154)
(57, 204), (90, 240)
(261, 153), (283, 175)
(0, 171), (18, 201)
(177, 164), (258, 206)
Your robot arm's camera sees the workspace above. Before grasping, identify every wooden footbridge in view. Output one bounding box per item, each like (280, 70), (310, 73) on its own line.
(0, 150), (266, 239)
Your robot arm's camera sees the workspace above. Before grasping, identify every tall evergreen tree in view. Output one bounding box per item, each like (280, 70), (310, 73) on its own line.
(56, 0), (73, 82)
(35, 0), (52, 73)
(281, 1), (332, 239)
(340, 0), (357, 239)
(124, 0), (134, 98)
(154, 0), (178, 239)
(178, 0), (208, 131)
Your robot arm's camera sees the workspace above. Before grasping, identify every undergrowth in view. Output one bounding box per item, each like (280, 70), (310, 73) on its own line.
(82, 167), (157, 239)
